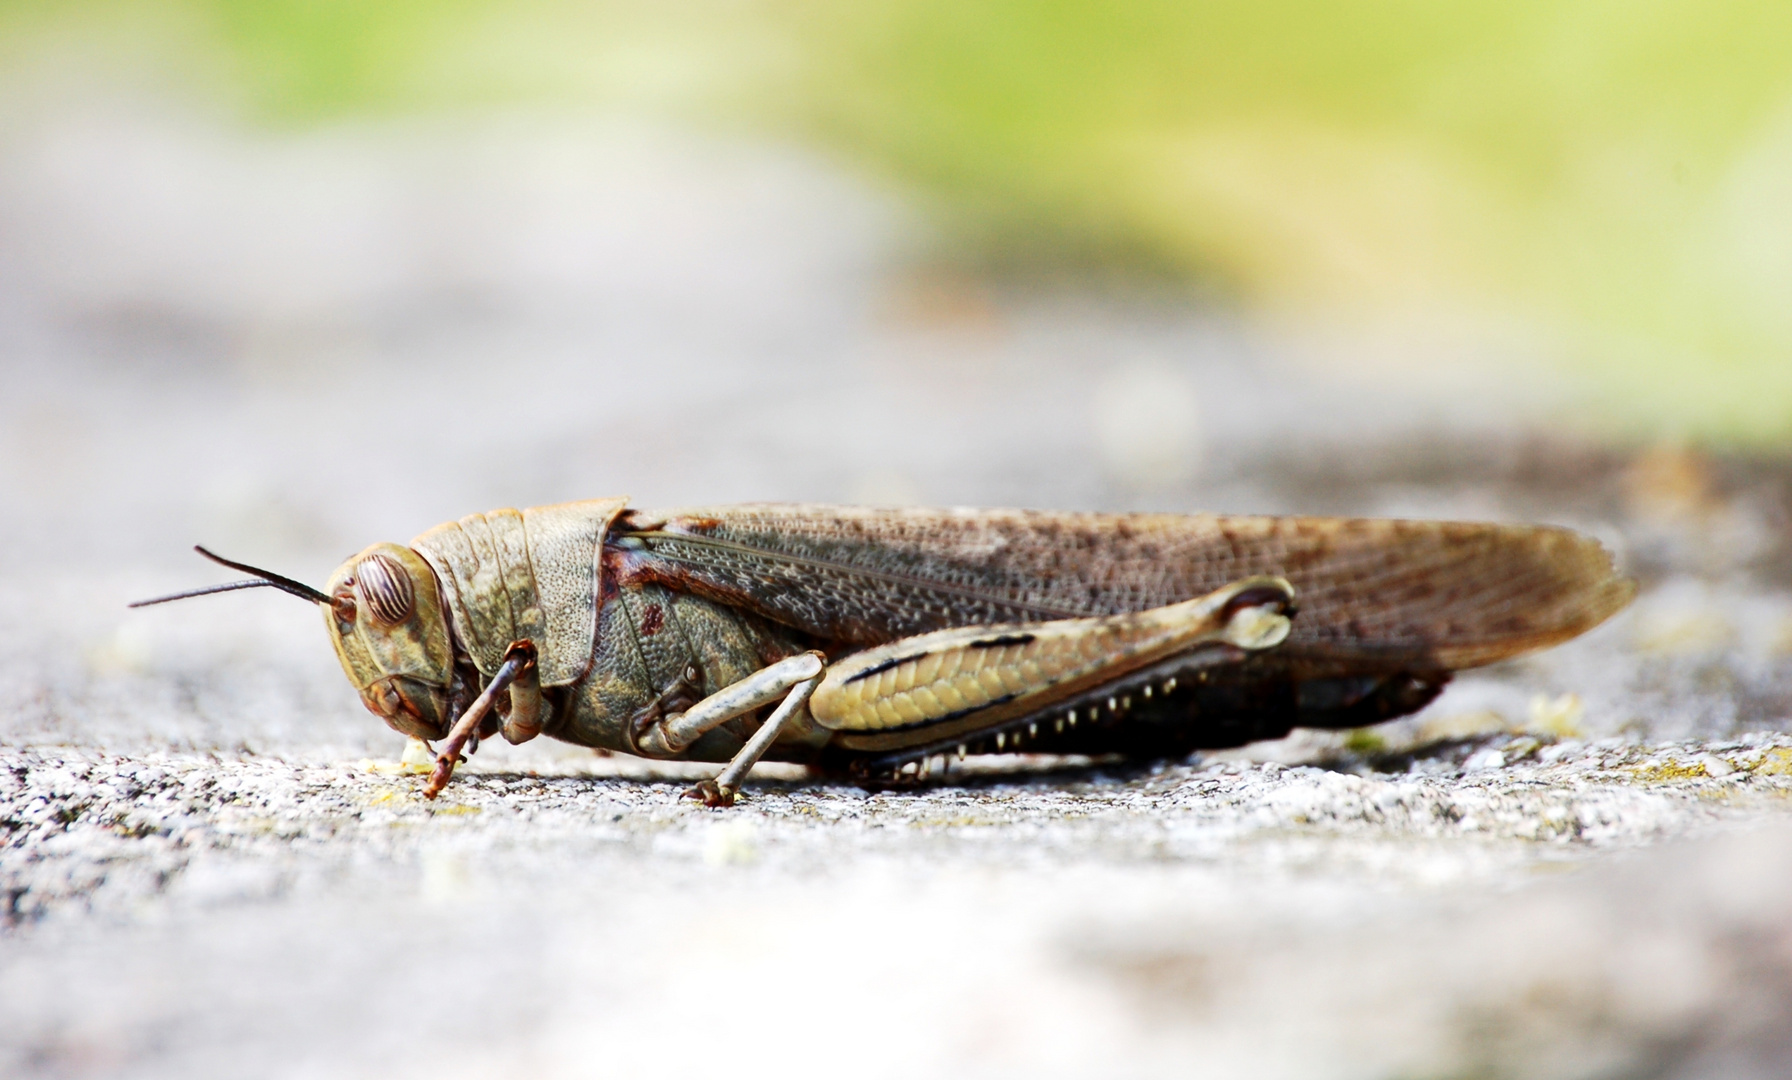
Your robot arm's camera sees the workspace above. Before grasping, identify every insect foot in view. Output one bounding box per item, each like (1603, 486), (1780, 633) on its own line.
(424, 640), (537, 799)
(683, 779), (737, 808)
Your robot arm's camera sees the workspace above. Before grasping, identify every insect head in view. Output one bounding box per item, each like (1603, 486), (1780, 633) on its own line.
(131, 545), (458, 740)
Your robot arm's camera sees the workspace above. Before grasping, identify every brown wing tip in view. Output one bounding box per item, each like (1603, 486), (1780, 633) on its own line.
(1432, 528), (1637, 669)
(1543, 568), (1637, 644)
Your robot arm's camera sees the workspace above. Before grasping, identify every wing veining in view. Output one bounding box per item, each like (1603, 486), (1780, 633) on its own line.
(612, 504), (1634, 675)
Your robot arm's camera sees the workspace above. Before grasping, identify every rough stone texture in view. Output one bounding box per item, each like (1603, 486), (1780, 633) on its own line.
(3, 97), (1792, 1079)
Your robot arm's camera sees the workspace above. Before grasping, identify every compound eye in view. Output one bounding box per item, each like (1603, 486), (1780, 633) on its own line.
(354, 553), (414, 626)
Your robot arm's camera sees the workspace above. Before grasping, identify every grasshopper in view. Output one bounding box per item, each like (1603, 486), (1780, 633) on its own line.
(132, 500), (1634, 806)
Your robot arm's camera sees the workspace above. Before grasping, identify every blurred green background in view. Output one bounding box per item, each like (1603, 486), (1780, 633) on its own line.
(6, 0), (1791, 444)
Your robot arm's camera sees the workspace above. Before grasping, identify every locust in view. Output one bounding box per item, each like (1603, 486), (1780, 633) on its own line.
(130, 500), (1635, 806)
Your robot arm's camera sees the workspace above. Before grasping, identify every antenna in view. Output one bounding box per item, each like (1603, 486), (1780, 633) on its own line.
(129, 546), (332, 608)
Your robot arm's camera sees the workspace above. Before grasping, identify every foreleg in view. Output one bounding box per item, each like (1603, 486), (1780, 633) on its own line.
(424, 640), (537, 799)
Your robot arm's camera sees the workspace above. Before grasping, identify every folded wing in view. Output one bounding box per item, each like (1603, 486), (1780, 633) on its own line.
(612, 504), (1634, 677)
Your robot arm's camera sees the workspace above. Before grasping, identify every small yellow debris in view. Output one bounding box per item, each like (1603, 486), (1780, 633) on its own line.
(1417, 711), (1511, 743)
(369, 788), (399, 805)
(1628, 760), (1711, 782)
(400, 738), (436, 775)
(1504, 736), (1543, 762)
(430, 803), (481, 816)
(362, 740), (437, 775)
(1526, 694), (1585, 739)
(1754, 748), (1792, 776)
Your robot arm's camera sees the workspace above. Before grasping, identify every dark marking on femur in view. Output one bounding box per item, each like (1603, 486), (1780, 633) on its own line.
(843, 650), (928, 685)
(356, 553), (414, 626)
(967, 633), (1035, 649)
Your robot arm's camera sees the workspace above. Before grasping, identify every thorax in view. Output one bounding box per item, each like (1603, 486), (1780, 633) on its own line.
(552, 577), (812, 759)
